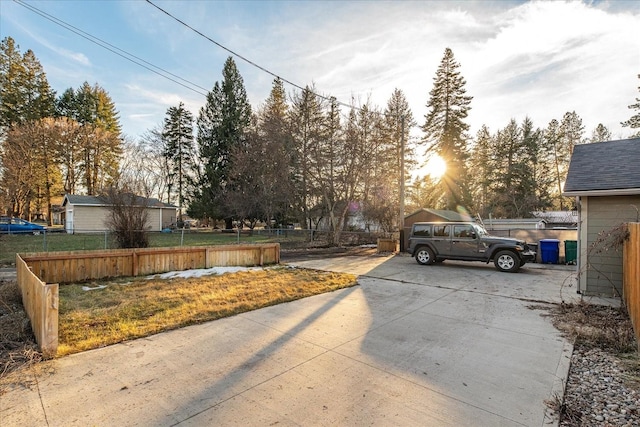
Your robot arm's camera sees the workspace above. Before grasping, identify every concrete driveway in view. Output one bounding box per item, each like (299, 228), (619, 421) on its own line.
(1, 254), (586, 426)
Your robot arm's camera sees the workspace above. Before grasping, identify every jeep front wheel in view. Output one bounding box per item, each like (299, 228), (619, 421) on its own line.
(494, 250), (520, 273)
(415, 247), (435, 265)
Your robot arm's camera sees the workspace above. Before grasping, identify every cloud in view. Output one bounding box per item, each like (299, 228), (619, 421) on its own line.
(6, 0), (636, 141)
(459, 1), (639, 135)
(11, 20), (92, 66)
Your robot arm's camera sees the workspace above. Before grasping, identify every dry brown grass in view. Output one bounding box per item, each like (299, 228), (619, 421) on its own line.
(57, 267), (357, 356)
(0, 281), (42, 378)
(549, 301), (636, 353)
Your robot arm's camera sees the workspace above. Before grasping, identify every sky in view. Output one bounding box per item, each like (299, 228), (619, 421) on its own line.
(1, 0), (639, 162)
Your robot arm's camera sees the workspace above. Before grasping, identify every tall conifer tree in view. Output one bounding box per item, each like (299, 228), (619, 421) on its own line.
(55, 82), (122, 194)
(162, 102), (194, 220)
(421, 48), (473, 211)
(191, 57), (251, 228)
(621, 74), (640, 137)
(0, 37), (55, 127)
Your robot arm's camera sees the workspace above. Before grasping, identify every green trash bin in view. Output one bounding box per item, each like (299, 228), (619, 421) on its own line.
(564, 240), (577, 265)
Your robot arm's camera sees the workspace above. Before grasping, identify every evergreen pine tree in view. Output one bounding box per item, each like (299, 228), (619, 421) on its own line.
(0, 37), (55, 127)
(621, 74), (640, 137)
(191, 57), (251, 228)
(55, 82), (122, 194)
(421, 48), (473, 211)
(162, 102), (194, 221)
(467, 125), (492, 217)
(589, 124), (611, 143)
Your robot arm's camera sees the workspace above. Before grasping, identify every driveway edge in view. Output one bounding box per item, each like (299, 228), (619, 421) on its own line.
(544, 339), (573, 426)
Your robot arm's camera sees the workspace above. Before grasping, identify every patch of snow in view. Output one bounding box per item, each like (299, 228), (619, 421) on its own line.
(149, 266), (264, 280)
(82, 284), (107, 291)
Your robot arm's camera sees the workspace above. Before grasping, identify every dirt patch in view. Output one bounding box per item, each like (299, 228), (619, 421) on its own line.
(280, 245), (379, 262)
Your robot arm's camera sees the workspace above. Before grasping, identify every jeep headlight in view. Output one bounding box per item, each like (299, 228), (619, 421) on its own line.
(514, 245), (524, 251)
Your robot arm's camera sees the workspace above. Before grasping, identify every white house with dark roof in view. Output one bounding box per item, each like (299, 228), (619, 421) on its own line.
(563, 137), (640, 297)
(62, 194), (178, 233)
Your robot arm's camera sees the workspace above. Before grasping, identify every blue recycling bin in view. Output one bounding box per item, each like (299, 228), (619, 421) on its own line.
(539, 239), (560, 264)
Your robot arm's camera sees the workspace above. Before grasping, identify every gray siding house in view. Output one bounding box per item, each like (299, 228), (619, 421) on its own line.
(62, 194), (178, 233)
(563, 137), (640, 297)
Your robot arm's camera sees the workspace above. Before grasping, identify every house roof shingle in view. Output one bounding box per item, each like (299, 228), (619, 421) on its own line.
(405, 208), (473, 222)
(563, 137), (640, 196)
(63, 194), (177, 208)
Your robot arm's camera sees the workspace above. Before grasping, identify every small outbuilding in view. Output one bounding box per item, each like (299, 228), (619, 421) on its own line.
(483, 218), (546, 231)
(563, 137), (640, 297)
(62, 194), (178, 233)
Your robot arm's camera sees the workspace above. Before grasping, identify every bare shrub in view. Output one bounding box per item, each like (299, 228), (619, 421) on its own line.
(103, 187), (150, 249)
(550, 301), (636, 353)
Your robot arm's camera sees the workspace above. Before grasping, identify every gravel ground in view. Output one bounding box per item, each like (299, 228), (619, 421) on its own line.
(550, 302), (640, 427)
(560, 345), (640, 426)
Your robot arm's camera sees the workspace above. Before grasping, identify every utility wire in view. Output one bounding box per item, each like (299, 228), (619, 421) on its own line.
(13, 0), (209, 97)
(144, 0), (381, 115)
(13, 0), (402, 120)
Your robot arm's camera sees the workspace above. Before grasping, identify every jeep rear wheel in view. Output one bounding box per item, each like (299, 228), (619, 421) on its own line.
(494, 250), (520, 273)
(415, 247), (435, 265)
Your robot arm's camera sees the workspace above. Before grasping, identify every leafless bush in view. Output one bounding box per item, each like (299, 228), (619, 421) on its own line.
(103, 187), (150, 249)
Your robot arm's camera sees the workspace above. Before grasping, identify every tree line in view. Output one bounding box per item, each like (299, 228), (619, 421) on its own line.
(0, 37), (121, 223)
(1, 36), (639, 237)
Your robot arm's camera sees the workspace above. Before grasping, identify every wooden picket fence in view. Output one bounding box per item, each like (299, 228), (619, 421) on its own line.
(623, 223), (640, 350)
(17, 243), (280, 357)
(377, 238), (399, 253)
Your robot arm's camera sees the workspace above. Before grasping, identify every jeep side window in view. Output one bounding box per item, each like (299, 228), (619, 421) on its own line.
(413, 225), (431, 236)
(453, 225), (475, 239)
(433, 225), (450, 237)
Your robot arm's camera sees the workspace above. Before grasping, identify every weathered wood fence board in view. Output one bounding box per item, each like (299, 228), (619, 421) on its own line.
(20, 243), (280, 284)
(17, 243), (279, 357)
(377, 238), (399, 253)
(623, 222), (640, 350)
(16, 255), (58, 358)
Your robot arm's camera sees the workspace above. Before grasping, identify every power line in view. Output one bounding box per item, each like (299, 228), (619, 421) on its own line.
(14, 0), (403, 119)
(144, 0), (376, 114)
(13, 0), (209, 97)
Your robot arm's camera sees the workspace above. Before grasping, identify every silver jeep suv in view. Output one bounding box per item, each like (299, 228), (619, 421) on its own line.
(408, 221), (536, 273)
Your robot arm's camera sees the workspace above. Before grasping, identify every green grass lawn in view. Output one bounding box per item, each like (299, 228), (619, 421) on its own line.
(0, 229), (309, 267)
